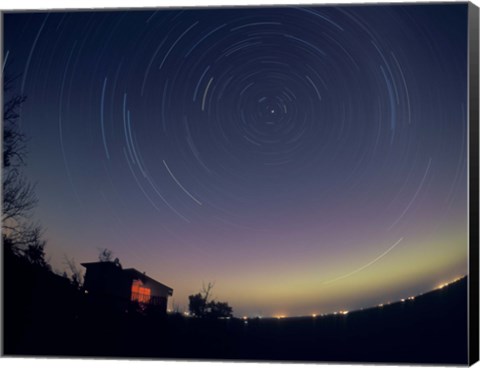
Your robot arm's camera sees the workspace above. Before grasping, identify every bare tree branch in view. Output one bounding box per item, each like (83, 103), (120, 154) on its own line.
(2, 74), (48, 269)
(63, 256), (84, 288)
(201, 281), (215, 304)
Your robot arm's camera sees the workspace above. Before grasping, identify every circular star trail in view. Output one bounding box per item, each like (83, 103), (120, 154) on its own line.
(4, 4), (468, 316)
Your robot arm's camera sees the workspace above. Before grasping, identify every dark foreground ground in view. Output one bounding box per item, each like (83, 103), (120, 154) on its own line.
(3, 249), (468, 364)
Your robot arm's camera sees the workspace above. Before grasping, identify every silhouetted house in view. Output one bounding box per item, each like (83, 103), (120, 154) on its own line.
(81, 261), (173, 313)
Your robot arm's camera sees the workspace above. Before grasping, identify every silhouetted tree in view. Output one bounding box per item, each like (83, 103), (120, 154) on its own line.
(2, 76), (36, 224)
(22, 226), (48, 267)
(2, 74), (47, 268)
(208, 301), (233, 318)
(63, 255), (84, 289)
(188, 293), (207, 317)
(188, 282), (233, 318)
(97, 248), (122, 269)
(98, 248), (113, 262)
(3, 75), (27, 169)
(188, 281), (214, 317)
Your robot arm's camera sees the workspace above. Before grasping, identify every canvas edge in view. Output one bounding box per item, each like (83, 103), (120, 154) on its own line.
(0, 8), (6, 359)
(0, 2), (477, 366)
(469, 1), (480, 366)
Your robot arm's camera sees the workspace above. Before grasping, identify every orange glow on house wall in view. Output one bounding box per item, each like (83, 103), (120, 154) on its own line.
(131, 279), (151, 303)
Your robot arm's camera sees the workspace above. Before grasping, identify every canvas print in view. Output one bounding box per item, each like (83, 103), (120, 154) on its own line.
(2, 1), (479, 365)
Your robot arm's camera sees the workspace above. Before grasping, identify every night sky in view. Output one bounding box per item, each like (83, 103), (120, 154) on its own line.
(3, 3), (468, 317)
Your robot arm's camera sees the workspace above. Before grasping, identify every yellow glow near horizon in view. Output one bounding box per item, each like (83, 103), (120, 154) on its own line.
(203, 228), (468, 316)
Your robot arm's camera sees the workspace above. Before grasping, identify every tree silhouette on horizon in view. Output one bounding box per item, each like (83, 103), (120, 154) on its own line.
(188, 282), (233, 318)
(2, 73), (48, 268)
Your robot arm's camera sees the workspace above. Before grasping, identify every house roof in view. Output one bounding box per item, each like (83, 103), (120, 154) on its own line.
(81, 261), (120, 267)
(81, 261), (173, 295)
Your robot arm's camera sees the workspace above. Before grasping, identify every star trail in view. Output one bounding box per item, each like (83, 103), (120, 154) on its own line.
(3, 3), (468, 317)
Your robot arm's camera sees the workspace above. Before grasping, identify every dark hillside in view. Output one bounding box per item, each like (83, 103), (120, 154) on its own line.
(3, 249), (468, 364)
(3, 246), (84, 355)
(231, 278), (467, 364)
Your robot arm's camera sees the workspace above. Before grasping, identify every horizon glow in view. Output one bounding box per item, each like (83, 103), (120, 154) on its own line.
(3, 3), (468, 317)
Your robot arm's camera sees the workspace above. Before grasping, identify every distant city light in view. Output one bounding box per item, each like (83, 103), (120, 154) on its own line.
(266, 276), (463, 320)
(436, 277), (463, 290)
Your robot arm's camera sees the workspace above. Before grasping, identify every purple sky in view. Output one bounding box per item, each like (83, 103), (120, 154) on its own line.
(3, 3), (468, 317)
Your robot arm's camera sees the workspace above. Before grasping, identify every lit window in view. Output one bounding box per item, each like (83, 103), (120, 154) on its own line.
(131, 279), (151, 303)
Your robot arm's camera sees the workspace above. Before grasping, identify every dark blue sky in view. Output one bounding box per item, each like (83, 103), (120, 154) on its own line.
(3, 3), (468, 316)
